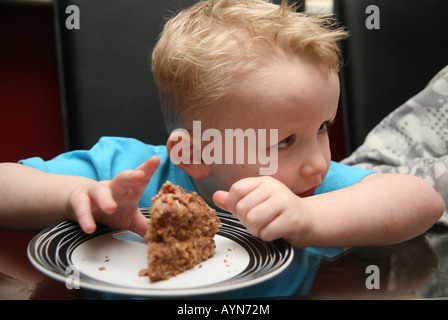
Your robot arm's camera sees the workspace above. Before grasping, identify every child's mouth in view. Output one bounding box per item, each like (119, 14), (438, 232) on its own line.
(297, 187), (317, 198)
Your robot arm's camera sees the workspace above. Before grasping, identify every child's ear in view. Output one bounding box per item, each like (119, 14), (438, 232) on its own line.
(166, 130), (211, 179)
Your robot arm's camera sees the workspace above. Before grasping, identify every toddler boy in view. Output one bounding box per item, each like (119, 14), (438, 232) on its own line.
(0, 0), (443, 248)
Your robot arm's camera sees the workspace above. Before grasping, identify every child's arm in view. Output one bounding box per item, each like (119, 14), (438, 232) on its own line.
(0, 156), (160, 237)
(213, 173), (444, 248)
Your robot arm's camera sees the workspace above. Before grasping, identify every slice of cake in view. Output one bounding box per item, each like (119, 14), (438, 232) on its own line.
(145, 181), (221, 282)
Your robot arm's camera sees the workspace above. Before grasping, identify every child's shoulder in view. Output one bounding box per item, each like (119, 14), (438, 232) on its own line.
(96, 136), (164, 150)
(315, 161), (375, 195)
(94, 136), (168, 157)
(93, 135), (169, 168)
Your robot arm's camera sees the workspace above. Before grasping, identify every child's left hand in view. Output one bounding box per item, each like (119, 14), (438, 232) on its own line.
(213, 176), (314, 247)
(66, 156), (160, 237)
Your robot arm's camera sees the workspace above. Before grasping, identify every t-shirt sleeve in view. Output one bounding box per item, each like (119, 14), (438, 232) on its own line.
(19, 147), (103, 181)
(18, 137), (166, 181)
(315, 161), (375, 195)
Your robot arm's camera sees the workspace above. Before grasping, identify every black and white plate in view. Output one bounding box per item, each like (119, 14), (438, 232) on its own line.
(27, 208), (293, 297)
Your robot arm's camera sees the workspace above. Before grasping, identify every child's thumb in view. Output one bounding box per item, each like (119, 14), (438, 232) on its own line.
(212, 190), (230, 212)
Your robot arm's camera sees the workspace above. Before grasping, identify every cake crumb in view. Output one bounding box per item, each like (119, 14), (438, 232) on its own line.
(138, 268), (149, 277)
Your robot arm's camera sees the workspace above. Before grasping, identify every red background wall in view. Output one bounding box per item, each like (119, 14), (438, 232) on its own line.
(0, 2), (65, 163)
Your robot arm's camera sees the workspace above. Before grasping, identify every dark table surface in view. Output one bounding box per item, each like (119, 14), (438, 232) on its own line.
(1, 223), (447, 300)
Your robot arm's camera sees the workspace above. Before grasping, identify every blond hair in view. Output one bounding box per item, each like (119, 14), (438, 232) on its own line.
(152, 0), (348, 132)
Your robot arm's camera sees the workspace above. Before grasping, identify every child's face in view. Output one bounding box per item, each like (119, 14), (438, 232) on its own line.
(194, 57), (340, 198)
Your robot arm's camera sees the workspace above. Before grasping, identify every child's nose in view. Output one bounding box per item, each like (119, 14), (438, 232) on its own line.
(299, 146), (328, 178)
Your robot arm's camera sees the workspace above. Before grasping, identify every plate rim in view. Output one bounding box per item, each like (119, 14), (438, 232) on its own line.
(27, 210), (294, 297)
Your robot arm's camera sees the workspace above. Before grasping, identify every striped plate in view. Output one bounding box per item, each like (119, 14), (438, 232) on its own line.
(27, 208), (293, 297)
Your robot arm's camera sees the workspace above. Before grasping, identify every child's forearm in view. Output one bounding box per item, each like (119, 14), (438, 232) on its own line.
(299, 173), (444, 248)
(0, 162), (93, 230)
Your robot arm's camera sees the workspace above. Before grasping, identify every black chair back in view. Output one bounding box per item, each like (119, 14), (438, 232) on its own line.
(334, 0), (448, 154)
(54, 0), (201, 150)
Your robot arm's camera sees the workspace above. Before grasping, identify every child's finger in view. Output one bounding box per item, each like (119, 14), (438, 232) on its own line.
(244, 198), (280, 238)
(226, 177), (261, 215)
(110, 157), (160, 193)
(212, 190), (230, 212)
(111, 169), (135, 189)
(257, 211), (288, 242)
(135, 156), (160, 180)
(90, 183), (118, 214)
(72, 192), (97, 233)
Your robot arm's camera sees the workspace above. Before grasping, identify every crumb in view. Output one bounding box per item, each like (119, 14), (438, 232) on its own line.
(105, 256), (110, 262)
(198, 264), (203, 268)
(227, 248), (232, 251)
(138, 269), (149, 277)
(98, 266), (106, 271)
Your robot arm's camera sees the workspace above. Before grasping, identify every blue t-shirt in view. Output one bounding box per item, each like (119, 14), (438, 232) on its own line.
(20, 136), (374, 205)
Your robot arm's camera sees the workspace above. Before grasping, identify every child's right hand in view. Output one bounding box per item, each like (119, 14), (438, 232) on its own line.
(213, 176), (315, 248)
(66, 156), (160, 237)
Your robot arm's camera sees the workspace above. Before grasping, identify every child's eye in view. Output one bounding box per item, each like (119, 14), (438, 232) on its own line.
(278, 135), (296, 149)
(318, 120), (335, 134)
